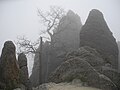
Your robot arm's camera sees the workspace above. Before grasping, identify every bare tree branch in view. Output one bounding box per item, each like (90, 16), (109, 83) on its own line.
(38, 6), (66, 43)
(16, 6), (66, 54)
(16, 36), (39, 54)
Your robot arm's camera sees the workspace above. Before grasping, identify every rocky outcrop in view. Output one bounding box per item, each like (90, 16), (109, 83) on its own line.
(65, 46), (104, 68)
(30, 10), (82, 86)
(18, 53), (32, 90)
(0, 41), (20, 90)
(49, 46), (118, 90)
(80, 9), (118, 69)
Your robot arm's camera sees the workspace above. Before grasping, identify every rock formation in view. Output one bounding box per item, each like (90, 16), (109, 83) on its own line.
(18, 53), (31, 90)
(29, 48), (40, 86)
(30, 41), (50, 86)
(80, 9), (118, 69)
(117, 41), (120, 72)
(53, 10), (82, 51)
(100, 66), (120, 89)
(0, 41), (20, 90)
(30, 10), (82, 86)
(49, 46), (118, 90)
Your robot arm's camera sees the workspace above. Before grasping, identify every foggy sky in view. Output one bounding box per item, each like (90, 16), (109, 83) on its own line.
(0, 0), (120, 74)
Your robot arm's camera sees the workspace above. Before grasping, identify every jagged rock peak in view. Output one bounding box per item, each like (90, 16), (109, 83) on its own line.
(86, 9), (104, 22)
(85, 9), (112, 35)
(80, 9), (118, 69)
(66, 10), (82, 23)
(67, 10), (77, 16)
(89, 9), (103, 17)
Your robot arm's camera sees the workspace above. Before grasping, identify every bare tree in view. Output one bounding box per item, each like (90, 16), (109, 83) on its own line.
(16, 36), (39, 54)
(16, 6), (66, 54)
(38, 6), (66, 46)
(16, 6), (66, 84)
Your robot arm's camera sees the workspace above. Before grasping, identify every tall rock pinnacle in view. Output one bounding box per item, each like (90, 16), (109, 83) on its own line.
(80, 9), (118, 69)
(0, 41), (20, 90)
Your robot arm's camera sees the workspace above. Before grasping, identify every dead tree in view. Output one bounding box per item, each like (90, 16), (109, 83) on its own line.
(16, 36), (43, 85)
(16, 36), (39, 54)
(16, 6), (66, 53)
(38, 6), (66, 47)
(16, 6), (66, 84)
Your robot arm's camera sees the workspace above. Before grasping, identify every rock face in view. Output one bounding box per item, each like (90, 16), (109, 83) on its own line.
(100, 66), (120, 89)
(18, 53), (31, 90)
(0, 41), (20, 90)
(29, 48), (40, 86)
(30, 42), (50, 86)
(80, 9), (118, 69)
(48, 46), (118, 90)
(117, 41), (120, 72)
(30, 10), (82, 86)
(47, 10), (82, 82)
(53, 10), (82, 51)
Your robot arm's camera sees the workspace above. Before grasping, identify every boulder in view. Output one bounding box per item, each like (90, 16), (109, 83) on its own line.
(48, 46), (117, 90)
(0, 41), (20, 90)
(100, 66), (120, 89)
(80, 9), (118, 69)
(66, 46), (104, 68)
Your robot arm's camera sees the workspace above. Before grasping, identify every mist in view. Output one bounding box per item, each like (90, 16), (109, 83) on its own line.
(0, 0), (120, 89)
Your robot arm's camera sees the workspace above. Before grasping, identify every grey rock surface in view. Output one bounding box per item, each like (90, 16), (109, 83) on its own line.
(100, 66), (120, 89)
(117, 41), (120, 72)
(0, 41), (20, 90)
(80, 9), (118, 69)
(18, 53), (32, 90)
(18, 53), (27, 68)
(48, 46), (117, 90)
(53, 10), (82, 51)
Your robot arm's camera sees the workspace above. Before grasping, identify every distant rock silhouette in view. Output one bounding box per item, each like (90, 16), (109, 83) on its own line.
(53, 10), (82, 51)
(47, 9), (82, 82)
(30, 10), (82, 86)
(0, 41), (20, 90)
(80, 9), (118, 69)
(18, 53), (32, 90)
